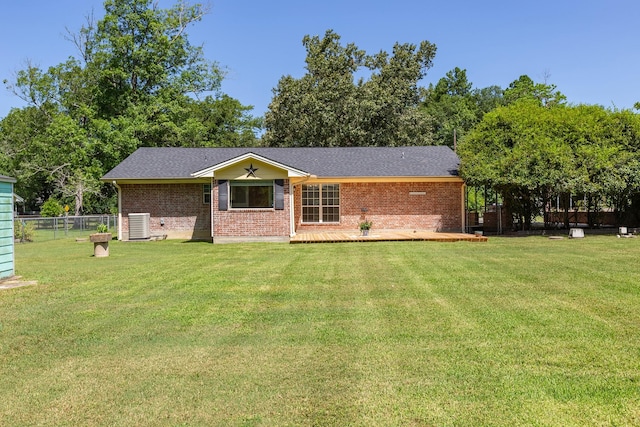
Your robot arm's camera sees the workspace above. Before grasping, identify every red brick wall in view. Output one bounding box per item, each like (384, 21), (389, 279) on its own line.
(120, 183), (211, 239)
(294, 181), (463, 232)
(212, 179), (291, 237)
(120, 180), (462, 241)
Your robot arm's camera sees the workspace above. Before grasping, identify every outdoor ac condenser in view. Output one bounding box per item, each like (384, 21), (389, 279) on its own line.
(128, 213), (150, 240)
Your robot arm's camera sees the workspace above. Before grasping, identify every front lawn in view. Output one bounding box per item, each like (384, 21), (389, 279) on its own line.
(2, 237), (639, 426)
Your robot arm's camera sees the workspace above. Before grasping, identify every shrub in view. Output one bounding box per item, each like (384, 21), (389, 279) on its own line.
(14, 220), (36, 242)
(40, 198), (64, 217)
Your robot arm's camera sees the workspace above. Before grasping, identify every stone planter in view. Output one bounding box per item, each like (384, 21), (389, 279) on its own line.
(90, 233), (112, 257)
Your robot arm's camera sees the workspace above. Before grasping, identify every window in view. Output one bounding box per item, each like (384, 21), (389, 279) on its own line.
(203, 183), (211, 204)
(230, 180), (273, 208)
(302, 184), (339, 223)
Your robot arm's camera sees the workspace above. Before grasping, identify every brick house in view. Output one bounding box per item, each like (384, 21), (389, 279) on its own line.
(102, 146), (465, 243)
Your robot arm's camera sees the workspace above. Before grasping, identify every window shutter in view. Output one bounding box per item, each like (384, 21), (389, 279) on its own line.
(218, 180), (228, 211)
(274, 179), (284, 210)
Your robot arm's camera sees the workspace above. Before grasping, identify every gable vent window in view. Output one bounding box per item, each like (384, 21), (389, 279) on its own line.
(302, 184), (339, 223)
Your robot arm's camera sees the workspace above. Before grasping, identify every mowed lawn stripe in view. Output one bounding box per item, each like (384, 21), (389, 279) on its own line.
(1, 237), (639, 426)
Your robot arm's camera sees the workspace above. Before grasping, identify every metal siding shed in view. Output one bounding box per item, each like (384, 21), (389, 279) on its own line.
(0, 175), (16, 279)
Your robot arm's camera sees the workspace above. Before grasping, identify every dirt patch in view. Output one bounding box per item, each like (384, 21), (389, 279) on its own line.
(0, 276), (37, 290)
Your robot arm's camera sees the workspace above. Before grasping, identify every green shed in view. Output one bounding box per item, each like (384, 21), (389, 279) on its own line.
(0, 175), (16, 279)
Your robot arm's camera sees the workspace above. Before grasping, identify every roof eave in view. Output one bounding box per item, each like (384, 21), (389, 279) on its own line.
(102, 177), (210, 184)
(300, 175), (463, 183)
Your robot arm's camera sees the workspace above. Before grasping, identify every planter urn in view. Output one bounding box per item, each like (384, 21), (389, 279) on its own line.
(90, 233), (112, 257)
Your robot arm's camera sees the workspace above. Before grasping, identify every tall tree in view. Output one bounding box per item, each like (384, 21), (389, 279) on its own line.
(472, 85), (505, 119)
(88, 0), (223, 118)
(504, 74), (566, 107)
(1, 0), (261, 213)
(422, 67), (477, 148)
(263, 30), (436, 147)
(459, 100), (640, 229)
(422, 68), (505, 148)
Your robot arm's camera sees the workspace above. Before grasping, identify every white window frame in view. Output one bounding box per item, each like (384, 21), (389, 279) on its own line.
(203, 183), (212, 204)
(301, 183), (340, 223)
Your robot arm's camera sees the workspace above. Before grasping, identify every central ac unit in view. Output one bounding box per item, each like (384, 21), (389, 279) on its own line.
(129, 213), (150, 239)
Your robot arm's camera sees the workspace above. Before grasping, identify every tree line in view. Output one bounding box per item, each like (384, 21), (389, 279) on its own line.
(459, 101), (640, 229)
(1, 0), (261, 215)
(424, 69), (640, 229)
(2, 0), (639, 228)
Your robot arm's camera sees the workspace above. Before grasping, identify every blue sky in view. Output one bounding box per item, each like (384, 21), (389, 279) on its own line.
(1, 0), (639, 119)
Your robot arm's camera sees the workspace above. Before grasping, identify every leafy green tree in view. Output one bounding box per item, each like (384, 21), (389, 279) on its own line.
(572, 107), (640, 226)
(185, 95), (263, 147)
(422, 68), (505, 148)
(459, 99), (573, 229)
(40, 198), (64, 217)
(422, 67), (477, 147)
(1, 0), (261, 213)
(459, 100), (640, 230)
(263, 30), (436, 147)
(504, 75), (566, 107)
(472, 85), (505, 119)
(88, 0), (222, 116)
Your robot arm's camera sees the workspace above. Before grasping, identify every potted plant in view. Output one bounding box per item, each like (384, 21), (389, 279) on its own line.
(359, 220), (372, 236)
(90, 223), (112, 257)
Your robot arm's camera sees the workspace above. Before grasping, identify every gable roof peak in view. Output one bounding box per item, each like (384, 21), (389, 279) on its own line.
(191, 151), (309, 178)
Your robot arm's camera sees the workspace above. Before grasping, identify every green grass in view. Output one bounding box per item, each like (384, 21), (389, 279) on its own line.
(2, 236), (640, 426)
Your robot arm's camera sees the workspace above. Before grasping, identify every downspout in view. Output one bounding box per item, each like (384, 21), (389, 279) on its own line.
(210, 177), (214, 243)
(112, 181), (122, 241)
(461, 182), (466, 233)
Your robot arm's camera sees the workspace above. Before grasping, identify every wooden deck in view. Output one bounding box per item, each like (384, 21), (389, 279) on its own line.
(290, 230), (488, 244)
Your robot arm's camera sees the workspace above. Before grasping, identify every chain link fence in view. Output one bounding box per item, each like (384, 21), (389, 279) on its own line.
(14, 215), (118, 243)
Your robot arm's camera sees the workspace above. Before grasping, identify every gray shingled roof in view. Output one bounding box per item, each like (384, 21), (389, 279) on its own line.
(102, 146), (460, 180)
